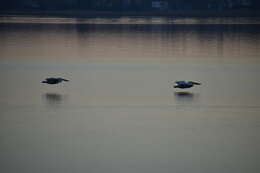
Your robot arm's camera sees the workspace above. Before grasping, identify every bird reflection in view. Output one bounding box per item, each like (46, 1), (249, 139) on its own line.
(42, 93), (66, 106)
(174, 91), (198, 103)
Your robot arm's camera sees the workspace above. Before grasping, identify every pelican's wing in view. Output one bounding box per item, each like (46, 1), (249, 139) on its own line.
(45, 77), (55, 80)
(175, 81), (186, 85)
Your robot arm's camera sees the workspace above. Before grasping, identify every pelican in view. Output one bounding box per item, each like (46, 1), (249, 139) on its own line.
(42, 78), (69, 84)
(174, 81), (201, 89)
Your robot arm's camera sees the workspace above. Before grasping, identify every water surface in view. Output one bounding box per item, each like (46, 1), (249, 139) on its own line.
(0, 17), (259, 173)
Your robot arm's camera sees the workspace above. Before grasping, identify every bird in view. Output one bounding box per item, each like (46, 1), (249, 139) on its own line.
(174, 81), (201, 89)
(42, 78), (69, 84)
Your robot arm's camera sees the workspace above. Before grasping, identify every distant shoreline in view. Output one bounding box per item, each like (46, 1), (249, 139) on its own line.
(1, 10), (260, 18)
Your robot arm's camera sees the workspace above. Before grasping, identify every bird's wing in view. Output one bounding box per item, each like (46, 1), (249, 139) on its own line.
(175, 81), (186, 85)
(45, 78), (55, 80)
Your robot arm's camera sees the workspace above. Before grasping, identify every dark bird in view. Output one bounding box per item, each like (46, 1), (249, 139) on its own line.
(42, 78), (69, 84)
(174, 81), (201, 89)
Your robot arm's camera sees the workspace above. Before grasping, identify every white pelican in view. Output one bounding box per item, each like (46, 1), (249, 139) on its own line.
(42, 78), (69, 84)
(174, 81), (201, 89)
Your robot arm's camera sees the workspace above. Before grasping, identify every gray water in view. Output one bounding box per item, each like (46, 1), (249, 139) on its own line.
(0, 17), (259, 173)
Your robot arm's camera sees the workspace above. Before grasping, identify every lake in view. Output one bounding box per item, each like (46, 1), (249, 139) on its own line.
(0, 17), (259, 173)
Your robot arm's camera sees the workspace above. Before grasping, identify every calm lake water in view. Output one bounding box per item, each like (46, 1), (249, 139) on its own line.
(0, 17), (259, 173)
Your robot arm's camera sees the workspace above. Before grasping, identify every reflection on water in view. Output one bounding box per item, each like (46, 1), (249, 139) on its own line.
(1, 16), (260, 24)
(42, 93), (66, 106)
(174, 91), (194, 98)
(174, 91), (199, 104)
(0, 21), (259, 63)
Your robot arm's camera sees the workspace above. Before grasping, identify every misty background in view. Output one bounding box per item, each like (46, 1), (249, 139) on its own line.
(1, 0), (260, 13)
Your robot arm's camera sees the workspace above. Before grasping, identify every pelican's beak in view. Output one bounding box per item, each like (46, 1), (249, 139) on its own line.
(63, 79), (69, 82)
(42, 81), (47, 83)
(192, 82), (201, 85)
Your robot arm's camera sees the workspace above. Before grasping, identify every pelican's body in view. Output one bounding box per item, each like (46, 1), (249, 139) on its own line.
(174, 81), (201, 89)
(42, 78), (69, 84)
